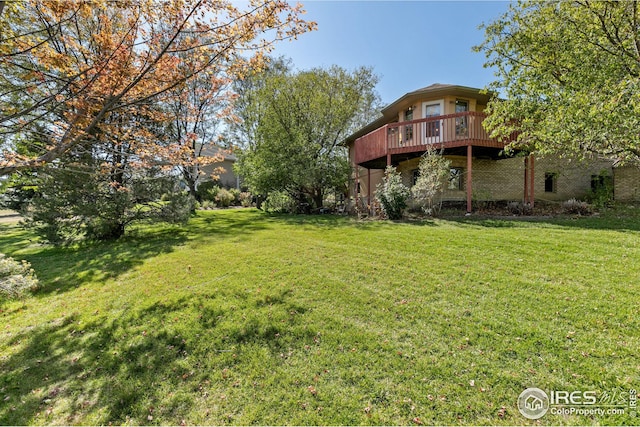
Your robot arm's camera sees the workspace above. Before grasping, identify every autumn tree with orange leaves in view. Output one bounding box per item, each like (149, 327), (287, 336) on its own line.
(163, 53), (234, 201)
(0, 0), (314, 241)
(0, 0), (315, 176)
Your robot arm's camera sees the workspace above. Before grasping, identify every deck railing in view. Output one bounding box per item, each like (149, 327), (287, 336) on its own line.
(354, 111), (505, 165)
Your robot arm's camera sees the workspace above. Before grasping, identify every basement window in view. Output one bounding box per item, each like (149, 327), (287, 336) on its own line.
(449, 168), (464, 190)
(591, 174), (612, 192)
(544, 172), (557, 193)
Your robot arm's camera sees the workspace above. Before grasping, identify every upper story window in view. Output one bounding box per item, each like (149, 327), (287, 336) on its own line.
(404, 107), (414, 142)
(455, 100), (469, 137)
(455, 99), (469, 113)
(405, 107), (414, 121)
(423, 102), (442, 139)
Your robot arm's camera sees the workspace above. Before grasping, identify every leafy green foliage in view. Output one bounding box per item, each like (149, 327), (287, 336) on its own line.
(196, 184), (243, 208)
(0, 253), (38, 299)
(239, 191), (253, 207)
(262, 191), (296, 213)
(234, 60), (381, 210)
(476, 1), (640, 162)
(587, 170), (614, 208)
(23, 154), (193, 244)
(0, 172), (37, 212)
(214, 188), (235, 208)
(411, 149), (451, 216)
(196, 181), (220, 202)
(375, 166), (410, 220)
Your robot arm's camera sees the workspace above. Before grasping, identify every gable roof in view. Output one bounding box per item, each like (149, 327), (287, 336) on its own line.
(197, 144), (237, 162)
(344, 83), (496, 144)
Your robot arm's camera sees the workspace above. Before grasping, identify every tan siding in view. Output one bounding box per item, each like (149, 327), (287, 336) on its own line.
(394, 95), (481, 119)
(467, 157), (524, 201)
(533, 157), (611, 202)
(349, 165), (384, 207)
(393, 155), (614, 203)
(200, 159), (239, 189)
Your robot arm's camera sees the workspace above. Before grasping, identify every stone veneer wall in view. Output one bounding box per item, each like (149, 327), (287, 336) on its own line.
(614, 165), (640, 201)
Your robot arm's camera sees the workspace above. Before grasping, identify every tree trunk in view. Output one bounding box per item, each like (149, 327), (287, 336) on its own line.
(188, 179), (199, 202)
(312, 189), (323, 210)
(183, 169), (200, 202)
(105, 222), (126, 240)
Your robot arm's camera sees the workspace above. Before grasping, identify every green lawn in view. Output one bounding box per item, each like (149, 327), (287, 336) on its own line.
(1, 208), (639, 425)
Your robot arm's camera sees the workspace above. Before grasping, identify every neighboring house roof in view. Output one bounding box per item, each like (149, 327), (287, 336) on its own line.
(197, 144), (237, 162)
(344, 83), (496, 145)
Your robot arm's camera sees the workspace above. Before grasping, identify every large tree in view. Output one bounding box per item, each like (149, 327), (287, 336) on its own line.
(13, 109), (193, 242)
(23, 140), (192, 243)
(234, 62), (381, 209)
(0, 0), (314, 176)
(476, 1), (640, 162)
(164, 61), (232, 201)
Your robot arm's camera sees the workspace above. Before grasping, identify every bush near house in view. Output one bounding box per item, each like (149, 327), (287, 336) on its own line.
(375, 166), (410, 220)
(0, 254), (39, 300)
(214, 188), (235, 208)
(411, 149), (451, 216)
(197, 184), (248, 208)
(562, 198), (593, 215)
(263, 191), (296, 213)
(239, 192), (253, 207)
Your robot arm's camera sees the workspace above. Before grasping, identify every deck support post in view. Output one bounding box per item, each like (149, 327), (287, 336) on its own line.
(524, 156), (529, 203)
(386, 153), (391, 167)
(523, 154), (535, 208)
(466, 145), (473, 213)
(529, 154), (535, 208)
(355, 168), (360, 213)
(367, 168), (372, 215)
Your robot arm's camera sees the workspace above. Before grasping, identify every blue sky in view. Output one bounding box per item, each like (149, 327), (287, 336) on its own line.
(272, 1), (510, 105)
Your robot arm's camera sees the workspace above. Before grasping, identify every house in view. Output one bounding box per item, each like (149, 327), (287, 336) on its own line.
(196, 145), (241, 190)
(344, 83), (639, 213)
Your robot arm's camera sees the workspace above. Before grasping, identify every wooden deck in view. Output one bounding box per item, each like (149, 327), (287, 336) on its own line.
(354, 111), (507, 166)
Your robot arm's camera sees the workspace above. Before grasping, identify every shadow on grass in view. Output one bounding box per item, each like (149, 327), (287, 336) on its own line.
(23, 227), (190, 297)
(259, 205), (640, 232)
(0, 224), (37, 255)
(261, 212), (440, 229)
(188, 208), (270, 236)
(446, 207), (640, 231)
(1, 210), (272, 298)
(0, 289), (316, 425)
